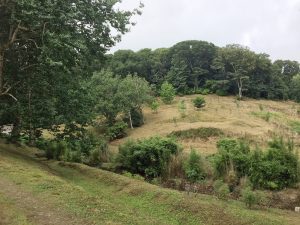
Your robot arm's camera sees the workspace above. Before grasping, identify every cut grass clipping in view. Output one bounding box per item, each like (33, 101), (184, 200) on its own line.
(168, 127), (224, 140)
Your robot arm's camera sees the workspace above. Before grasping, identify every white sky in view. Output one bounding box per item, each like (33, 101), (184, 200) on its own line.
(111, 0), (300, 62)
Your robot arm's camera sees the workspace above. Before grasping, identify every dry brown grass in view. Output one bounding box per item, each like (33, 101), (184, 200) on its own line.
(110, 95), (300, 156)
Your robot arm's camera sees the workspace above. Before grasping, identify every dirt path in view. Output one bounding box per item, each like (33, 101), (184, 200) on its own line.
(0, 177), (89, 225)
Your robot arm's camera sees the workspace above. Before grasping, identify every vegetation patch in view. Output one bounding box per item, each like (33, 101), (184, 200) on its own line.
(169, 127), (224, 140)
(289, 120), (300, 134)
(250, 111), (280, 122)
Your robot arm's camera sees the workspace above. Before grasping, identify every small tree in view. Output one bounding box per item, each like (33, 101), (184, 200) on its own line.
(160, 82), (176, 104)
(184, 149), (206, 182)
(150, 100), (160, 113)
(193, 96), (206, 109)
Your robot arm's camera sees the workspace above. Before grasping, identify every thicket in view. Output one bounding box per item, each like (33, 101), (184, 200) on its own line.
(36, 132), (108, 166)
(116, 136), (181, 179)
(212, 137), (300, 190)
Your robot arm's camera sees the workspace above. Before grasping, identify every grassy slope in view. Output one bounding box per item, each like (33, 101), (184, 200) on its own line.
(110, 95), (300, 156)
(1, 142), (299, 225)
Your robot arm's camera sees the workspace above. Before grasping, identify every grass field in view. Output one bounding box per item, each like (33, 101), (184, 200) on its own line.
(1, 141), (300, 225)
(1, 94), (300, 224)
(110, 95), (300, 156)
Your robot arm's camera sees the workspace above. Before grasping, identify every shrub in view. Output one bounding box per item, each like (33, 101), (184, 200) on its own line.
(213, 180), (230, 200)
(192, 96), (206, 109)
(86, 139), (109, 166)
(249, 137), (299, 190)
(241, 187), (257, 208)
(241, 187), (264, 209)
(150, 100), (160, 113)
(106, 121), (128, 141)
(213, 139), (251, 178)
(216, 90), (227, 96)
(184, 149), (206, 182)
(117, 136), (181, 179)
(45, 141), (68, 160)
(160, 82), (176, 104)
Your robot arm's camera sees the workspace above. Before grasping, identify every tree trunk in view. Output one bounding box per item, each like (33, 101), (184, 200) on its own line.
(237, 78), (243, 99)
(128, 111), (133, 129)
(0, 48), (4, 94)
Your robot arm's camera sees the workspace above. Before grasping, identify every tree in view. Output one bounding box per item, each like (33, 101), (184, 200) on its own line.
(214, 45), (256, 99)
(91, 71), (152, 128)
(91, 71), (122, 125)
(0, 0), (140, 141)
(291, 74), (300, 102)
(160, 82), (176, 104)
(118, 74), (152, 129)
(167, 41), (217, 93)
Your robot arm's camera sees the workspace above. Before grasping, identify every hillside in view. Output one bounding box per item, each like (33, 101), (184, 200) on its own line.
(0, 141), (300, 225)
(110, 95), (300, 156)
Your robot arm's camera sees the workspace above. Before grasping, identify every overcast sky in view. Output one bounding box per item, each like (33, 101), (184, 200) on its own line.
(111, 0), (300, 62)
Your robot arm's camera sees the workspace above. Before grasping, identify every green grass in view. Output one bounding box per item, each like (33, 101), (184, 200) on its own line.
(250, 111), (280, 122)
(289, 120), (300, 134)
(0, 142), (298, 225)
(0, 193), (32, 225)
(169, 127), (224, 140)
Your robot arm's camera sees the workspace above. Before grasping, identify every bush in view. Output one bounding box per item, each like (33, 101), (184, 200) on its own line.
(160, 82), (176, 104)
(192, 96), (206, 109)
(117, 136), (181, 179)
(213, 180), (230, 200)
(213, 139), (251, 179)
(216, 90), (227, 96)
(106, 121), (128, 141)
(241, 187), (265, 209)
(150, 100), (160, 113)
(45, 141), (68, 160)
(184, 149), (206, 182)
(86, 139), (109, 166)
(249, 137), (299, 190)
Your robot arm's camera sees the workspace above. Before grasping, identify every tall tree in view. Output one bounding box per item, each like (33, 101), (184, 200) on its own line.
(214, 44), (256, 99)
(167, 40), (217, 93)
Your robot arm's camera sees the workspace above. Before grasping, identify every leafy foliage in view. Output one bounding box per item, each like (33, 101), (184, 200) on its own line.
(192, 96), (206, 108)
(160, 82), (176, 104)
(249, 138), (299, 190)
(213, 139), (251, 178)
(184, 150), (206, 182)
(106, 121), (128, 141)
(117, 136), (181, 179)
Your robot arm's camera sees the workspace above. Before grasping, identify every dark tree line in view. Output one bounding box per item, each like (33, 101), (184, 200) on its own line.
(106, 41), (300, 101)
